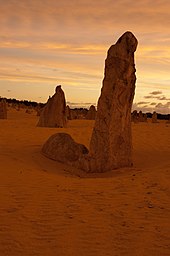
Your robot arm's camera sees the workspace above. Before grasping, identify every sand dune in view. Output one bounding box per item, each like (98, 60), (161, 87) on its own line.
(0, 108), (170, 255)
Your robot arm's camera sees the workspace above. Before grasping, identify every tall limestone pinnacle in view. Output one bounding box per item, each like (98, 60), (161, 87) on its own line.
(42, 32), (138, 173)
(89, 31), (138, 172)
(37, 85), (67, 128)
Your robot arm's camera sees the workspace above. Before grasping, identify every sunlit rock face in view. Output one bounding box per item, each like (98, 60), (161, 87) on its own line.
(37, 85), (67, 128)
(88, 31), (138, 172)
(0, 99), (7, 119)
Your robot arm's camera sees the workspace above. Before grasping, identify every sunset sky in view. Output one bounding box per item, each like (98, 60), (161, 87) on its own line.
(0, 0), (170, 113)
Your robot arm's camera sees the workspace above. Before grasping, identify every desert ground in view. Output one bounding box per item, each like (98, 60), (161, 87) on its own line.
(0, 107), (170, 256)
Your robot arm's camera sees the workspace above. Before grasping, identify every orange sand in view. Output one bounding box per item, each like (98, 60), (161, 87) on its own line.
(0, 108), (170, 256)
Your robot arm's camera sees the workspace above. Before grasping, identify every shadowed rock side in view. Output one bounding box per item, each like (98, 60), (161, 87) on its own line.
(42, 133), (89, 167)
(152, 111), (158, 123)
(36, 104), (43, 116)
(66, 105), (72, 120)
(131, 110), (138, 123)
(89, 31), (138, 172)
(143, 113), (147, 122)
(42, 31), (138, 173)
(138, 111), (147, 122)
(0, 99), (7, 119)
(37, 86), (67, 127)
(71, 109), (88, 119)
(86, 105), (96, 120)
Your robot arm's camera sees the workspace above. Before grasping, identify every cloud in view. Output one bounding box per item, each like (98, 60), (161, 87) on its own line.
(150, 90), (162, 95)
(154, 102), (170, 114)
(159, 96), (170, 100)
(137, 101), (150, 105)
(132, 103), (152, 113)
(66, 101), (96, 109)
(144, 95), (154, 99)
(1, 0), (170, 38)
(144, 94), (170, 100)
(133, 101), (170, 114)
(156, 102), (170, 108)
